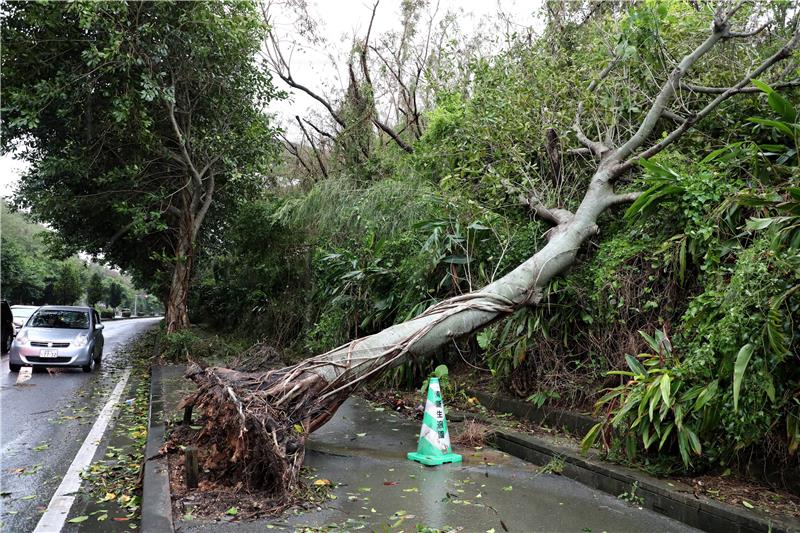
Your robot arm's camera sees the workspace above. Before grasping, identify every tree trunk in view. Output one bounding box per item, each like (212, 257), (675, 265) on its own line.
(165, 212), (195, 333)
(180, 166), (623, 505)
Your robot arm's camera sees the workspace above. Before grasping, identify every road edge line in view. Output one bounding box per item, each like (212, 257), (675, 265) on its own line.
(33, 367), (132, 533)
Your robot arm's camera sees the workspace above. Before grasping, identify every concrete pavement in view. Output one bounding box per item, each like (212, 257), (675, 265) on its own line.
(173, 394), (699, 532)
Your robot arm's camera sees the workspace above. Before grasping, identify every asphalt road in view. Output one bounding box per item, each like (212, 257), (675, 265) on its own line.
(0, 317), (161, 533)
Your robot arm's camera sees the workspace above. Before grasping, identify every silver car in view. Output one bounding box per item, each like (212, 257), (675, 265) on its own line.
(9, 306), (104, 373)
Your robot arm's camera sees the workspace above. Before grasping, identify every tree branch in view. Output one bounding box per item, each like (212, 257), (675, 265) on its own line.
(725, 20), (772, 39)
(574, 102), (609, 159)
(682, 79), (800, 93)
(167, 100), (203, 189)
(357, 1), (414, 153)
(193, 170), (215, 238)
(296, 115), (328, 179)
(617, 28), (800, 173)
(520, 194), (574, 225)
(279, 132), (314, 175)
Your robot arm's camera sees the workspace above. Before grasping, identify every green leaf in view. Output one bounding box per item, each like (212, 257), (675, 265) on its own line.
(686, 428), (702, 456)
(750, 79), (773, 94)
(745, 217), (776, 231)
(638, 330), (660, 353)
(225, 507), (238, 516)
(658, 423), (674, 450)
(580, 423), (603, 453)
(625, 354), (647, 377)
(68, 516), (89, 523)
(748, 117), (796, 138)
(733, 344), (754, 412)
(677, 430), (690, 466)
(742, 500), (754, 509)
(660, 374), (671, 407)
(767, 91), (797, 123)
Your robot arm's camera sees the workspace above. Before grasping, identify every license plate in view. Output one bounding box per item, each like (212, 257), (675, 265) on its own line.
(39, 349), (59, 358)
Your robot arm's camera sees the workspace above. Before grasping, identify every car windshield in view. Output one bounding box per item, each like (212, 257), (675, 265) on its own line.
(30, 310), (90, 330)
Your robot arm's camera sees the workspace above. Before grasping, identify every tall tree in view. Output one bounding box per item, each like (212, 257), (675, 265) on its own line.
(52, 262), (85, 305)
(2, 0), (281, 332)
(86, 272), (104, 307)
(107, 282), (123, 312)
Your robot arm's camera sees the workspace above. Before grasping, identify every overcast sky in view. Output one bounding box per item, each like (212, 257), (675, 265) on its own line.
(0, 0), (544, 199)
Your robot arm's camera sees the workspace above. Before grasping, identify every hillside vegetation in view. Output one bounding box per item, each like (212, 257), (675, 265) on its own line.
(187, 1), (799, 478)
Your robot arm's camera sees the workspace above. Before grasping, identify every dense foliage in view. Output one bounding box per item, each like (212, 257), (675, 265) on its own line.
(2, 0), (280, 329)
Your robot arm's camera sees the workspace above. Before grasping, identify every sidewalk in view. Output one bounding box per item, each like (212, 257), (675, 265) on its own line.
(151, 365), (696, 532)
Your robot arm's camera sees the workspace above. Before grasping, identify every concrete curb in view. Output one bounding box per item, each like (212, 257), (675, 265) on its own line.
(488, 429), (799, 533)
(141, 365), (174, 533)
(468, 388), (597, 435)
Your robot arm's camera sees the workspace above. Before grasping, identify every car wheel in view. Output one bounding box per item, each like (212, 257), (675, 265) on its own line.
(82, 358), (95, 373)
(9, 364), (20, 373)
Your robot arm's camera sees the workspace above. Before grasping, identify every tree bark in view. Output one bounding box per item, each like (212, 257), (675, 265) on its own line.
(165, 209), (195, 333)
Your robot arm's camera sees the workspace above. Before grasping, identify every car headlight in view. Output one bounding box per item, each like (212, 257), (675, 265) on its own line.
(73, 334), (88, 348)
(16, 330), (30, 346)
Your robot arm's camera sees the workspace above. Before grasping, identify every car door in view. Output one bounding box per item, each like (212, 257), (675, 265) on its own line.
(93, 310), (105, 353)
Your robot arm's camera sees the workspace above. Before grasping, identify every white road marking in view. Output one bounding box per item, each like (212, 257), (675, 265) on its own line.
(33, 367), (132, 533)
(16, 367), (32, 384)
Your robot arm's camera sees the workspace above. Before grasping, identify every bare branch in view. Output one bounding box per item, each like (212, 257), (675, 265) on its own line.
(603, 191), (642, 209)
(574, 102), (609, 159)
(303, 119), (338, 144)
(193, 170), (215, 238)
(356, 1), (414, 153)
(588, 54), (622, 92)
(296, 115), (328, 179)
(725, 20), (772, 39)
(261, 8), (347, 129)
(566, 147), (593, 156)
(167, 100), (202, 189)
(612, 23), (730, 162)
(278, 132), (314, 175)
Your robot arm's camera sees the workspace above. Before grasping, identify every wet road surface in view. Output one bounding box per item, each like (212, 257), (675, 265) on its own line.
(0, 318), (160, 533)
(175, 394), (699, 533)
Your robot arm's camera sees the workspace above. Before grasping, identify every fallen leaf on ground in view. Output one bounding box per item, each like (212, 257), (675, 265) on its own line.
(68, 516), (89, 523)
(383, 481), (398, 486)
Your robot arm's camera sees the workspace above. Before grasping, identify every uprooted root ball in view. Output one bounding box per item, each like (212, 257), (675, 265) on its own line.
(177, 363), (347, 510)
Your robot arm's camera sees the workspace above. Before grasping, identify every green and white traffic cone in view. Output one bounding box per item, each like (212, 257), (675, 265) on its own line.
(407, 377), (462, 466)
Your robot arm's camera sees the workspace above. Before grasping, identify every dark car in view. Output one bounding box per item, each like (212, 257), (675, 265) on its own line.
(1, 300), (13, 354)
(9, 306), (105, 373)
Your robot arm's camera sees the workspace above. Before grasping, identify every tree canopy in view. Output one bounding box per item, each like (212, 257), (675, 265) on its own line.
(2, 0), (281, 330)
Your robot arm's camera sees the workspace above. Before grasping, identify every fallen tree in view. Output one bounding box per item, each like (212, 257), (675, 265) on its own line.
(181, 4), (799, 508)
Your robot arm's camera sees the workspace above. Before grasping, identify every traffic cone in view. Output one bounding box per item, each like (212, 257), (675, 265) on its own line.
(407, 377), (462, 466)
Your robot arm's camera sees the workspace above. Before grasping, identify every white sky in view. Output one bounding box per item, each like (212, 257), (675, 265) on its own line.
(0, 0), (544, 198)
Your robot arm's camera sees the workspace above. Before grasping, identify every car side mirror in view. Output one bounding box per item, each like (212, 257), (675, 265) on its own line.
(95, 324), (104, 330)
